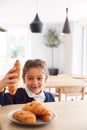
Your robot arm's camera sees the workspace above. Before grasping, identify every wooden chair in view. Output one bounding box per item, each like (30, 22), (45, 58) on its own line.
(54, 86), (85, 101)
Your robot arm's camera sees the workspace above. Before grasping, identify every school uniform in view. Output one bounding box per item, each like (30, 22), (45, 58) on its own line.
(0, 87), (55, 106)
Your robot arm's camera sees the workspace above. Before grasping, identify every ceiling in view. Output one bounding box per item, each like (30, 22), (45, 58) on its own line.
(0, 0), (87, 28)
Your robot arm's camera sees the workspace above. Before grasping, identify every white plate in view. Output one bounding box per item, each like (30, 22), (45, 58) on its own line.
(8, 108), (57, 126)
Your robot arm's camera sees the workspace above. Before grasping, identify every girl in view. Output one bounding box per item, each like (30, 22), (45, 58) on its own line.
(0, 59), (55, 106)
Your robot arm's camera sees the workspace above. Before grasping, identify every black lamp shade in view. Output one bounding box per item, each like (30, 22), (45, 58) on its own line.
(30, 13), (43, 33)
(62, 17), (71, 34)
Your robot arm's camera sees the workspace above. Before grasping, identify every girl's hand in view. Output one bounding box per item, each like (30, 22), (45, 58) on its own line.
(0, 67), (18, 92)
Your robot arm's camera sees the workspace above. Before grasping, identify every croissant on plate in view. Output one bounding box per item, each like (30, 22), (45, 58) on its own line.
(8, 59), (21, 95)
(22, 101), (52, 122)
(13, 110), (36, 124)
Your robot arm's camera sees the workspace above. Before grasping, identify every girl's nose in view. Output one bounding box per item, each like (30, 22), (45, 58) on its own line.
(32, 79), (38, 84)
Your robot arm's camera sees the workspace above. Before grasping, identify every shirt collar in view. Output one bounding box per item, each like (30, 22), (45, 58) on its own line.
(25, 86), (45, 102)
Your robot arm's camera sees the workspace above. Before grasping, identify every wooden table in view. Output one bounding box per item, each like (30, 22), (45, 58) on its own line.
(0, 101), (87, 130)
(45, 74), (87, 88)
(45, 74), (87, 101)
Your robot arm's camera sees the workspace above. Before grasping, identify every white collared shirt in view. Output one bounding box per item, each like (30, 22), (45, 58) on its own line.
(25, 86), (45, 102)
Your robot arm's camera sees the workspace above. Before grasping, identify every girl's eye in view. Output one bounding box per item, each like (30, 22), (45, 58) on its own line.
(26, 77), (43, 80)
(27, 77), (33, 80)
(38, 78), (43, 80)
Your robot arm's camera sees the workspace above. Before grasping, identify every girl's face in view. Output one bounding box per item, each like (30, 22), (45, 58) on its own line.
(23, 67), (48, 95)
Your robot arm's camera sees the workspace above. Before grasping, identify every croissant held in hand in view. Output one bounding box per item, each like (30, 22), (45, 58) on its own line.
(22, 101), (52, 122)
(13, 110), (36, 124)
(8, 60), (21, 95)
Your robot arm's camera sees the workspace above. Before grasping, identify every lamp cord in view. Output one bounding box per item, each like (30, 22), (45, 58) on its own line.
(36, 0), (38, 14)
(66, 8), (68, 17)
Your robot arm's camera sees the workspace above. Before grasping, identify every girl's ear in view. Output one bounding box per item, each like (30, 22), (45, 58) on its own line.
(45, 75), (48, 83)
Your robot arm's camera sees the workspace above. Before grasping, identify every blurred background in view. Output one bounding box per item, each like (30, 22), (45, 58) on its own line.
(0, 0), (87, 76)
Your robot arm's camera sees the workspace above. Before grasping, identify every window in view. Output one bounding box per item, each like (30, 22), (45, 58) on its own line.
(0, 31), (31, 76)
(81, 26), (87, 75)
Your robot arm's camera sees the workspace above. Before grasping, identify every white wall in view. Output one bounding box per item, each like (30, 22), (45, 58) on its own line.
(71, 22), (83, 75)
(62, 34), (73, 74)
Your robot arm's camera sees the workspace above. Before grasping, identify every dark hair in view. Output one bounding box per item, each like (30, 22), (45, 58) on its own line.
(22, 59), (48, 77)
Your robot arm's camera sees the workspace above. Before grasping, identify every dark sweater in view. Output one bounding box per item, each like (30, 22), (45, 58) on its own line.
(0, 88), (55, 106)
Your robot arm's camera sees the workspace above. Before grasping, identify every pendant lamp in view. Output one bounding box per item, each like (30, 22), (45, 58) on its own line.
(0, 27), (6, 32)
(62, 8), (71, 34)
(30, 13), (43, 33)
(30, 0), (44, 33)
